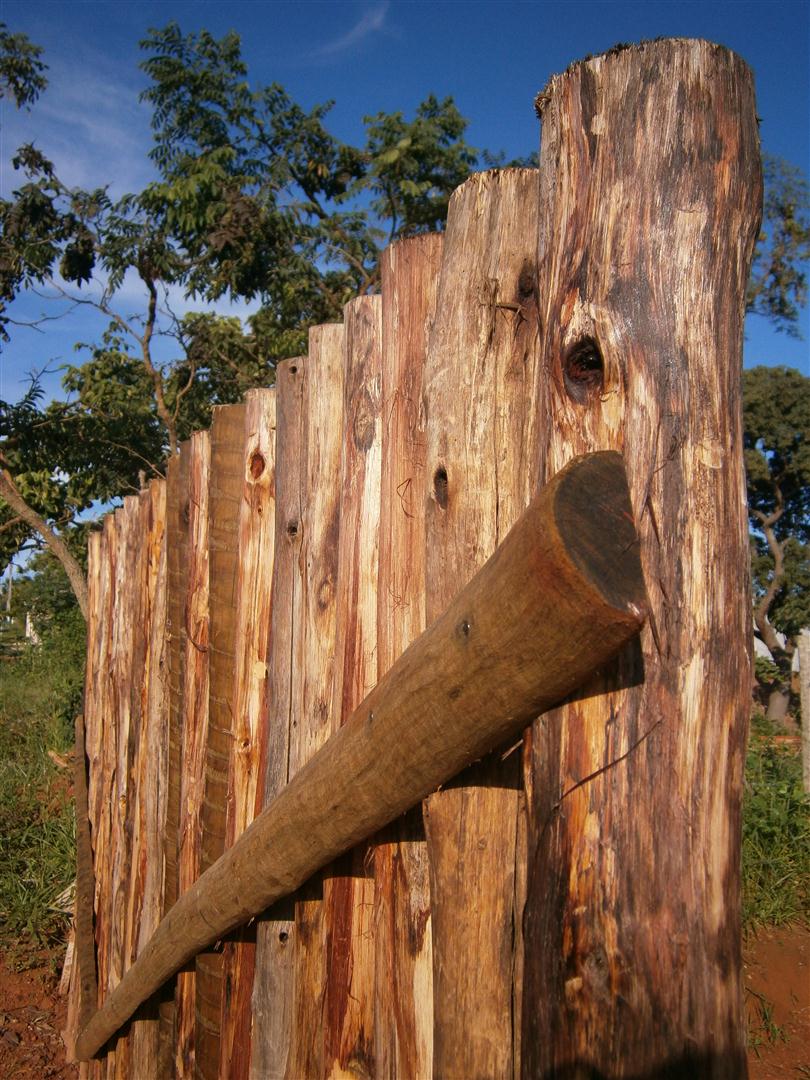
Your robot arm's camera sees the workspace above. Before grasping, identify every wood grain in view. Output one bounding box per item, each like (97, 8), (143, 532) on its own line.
(521, 39), (761, 1077)
(375, 233), (443, 1080)
(218, 389), (277, 1080)
(175, 432), (211, 1079)
(323, 296), (382, 1079)
(251, 359), (306, 1080)
(194, 403), (247, 1080)
(286, 324), (345, 1080)
(74, 451), (647, 1062)
(422, 167), (541, 1079)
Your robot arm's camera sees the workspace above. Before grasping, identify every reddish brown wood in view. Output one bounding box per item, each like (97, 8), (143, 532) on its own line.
(175, 432), (211, 1078)
(286, 324), (345, 1080)
(75, 451), (647, 1063)
(218, 389), (277, 1080)
(250, 360), (306, 1080)
(323, 295), (382, 1078)
(422, 167), (541, 1079)
(521, 39), (762, 1077)
(195, 402), (247, 1080)
(375, 233), (443, 1079)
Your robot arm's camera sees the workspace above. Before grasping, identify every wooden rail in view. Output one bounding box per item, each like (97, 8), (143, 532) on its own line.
(74, 451), (646, 1060)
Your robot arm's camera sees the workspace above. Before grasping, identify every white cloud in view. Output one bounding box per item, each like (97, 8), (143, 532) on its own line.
(307, 2), (390, 61)
(2, 52), (154, 198)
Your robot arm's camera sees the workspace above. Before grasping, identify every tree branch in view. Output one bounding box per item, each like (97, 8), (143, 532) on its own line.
(0, 466), (88, 619)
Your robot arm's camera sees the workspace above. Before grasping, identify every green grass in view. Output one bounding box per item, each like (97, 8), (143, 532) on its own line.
(0, 610), (84, 966)
(742, 713), (810, 930)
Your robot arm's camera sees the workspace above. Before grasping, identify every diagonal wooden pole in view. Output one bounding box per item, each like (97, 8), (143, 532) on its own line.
(75, 450), (647, 1062)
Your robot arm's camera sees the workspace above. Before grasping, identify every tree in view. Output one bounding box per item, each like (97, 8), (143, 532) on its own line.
(744, 365), (810, 721)
(0, 22), (47, 108)
(747, 155), (810, 334)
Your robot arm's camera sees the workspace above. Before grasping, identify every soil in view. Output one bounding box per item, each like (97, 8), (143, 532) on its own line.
(0, 950), (77, 1079)
(0, 927), (806, 1077)
(745, 922), (810, 1079)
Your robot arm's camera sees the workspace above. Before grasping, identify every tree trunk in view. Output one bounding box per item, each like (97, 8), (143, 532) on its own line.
(522, 39), (761, 1077)
(766, 685), (791, 725)
(0, 467), (88, 619)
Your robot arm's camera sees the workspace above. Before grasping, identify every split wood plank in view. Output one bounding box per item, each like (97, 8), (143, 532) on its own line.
(74, 450), (648, 1062)
(521, 40), (762, 1077)
(323, 295), (383, 1078)
(217, 389), (277, 1080)
(286, 323), (345, 1080)
(422, 167), (541, 1079)
(250, 359), (307, 1080)
(195, 402), (247, 1080)
(175, 431), (211, 1078)
(160, 445), (190, 1065)
(128, 480), (169, 1078)
(374, 233), (443, 1079)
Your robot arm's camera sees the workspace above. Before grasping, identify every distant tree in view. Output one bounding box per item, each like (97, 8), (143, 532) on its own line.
(744, 365), (810, 721)
(0, 22), (47, 109)
(747, 155), (810, 335)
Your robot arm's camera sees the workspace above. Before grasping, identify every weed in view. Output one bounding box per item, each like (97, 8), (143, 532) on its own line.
(0, 609), (84, 961)
(742, 714), (810, 929)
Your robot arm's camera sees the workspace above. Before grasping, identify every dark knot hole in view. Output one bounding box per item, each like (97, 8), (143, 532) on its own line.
(434, 466), (449, 510)
(563, 337), (604, 404)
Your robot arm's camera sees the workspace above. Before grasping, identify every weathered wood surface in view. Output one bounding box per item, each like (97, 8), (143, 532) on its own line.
(521, 40), (761, 1077)
(74, 451), (647, 1062)
(422, 167), (540, 1078)
(250, 359), (306, 1080)
(323, 295), (382, 1078)
(286, 324), (345, 1080)
(195, 402), (247, 1080)
(218, 389), (277, 1080)
(375, 233), (443, 1079)
(126, 484), (168, 1078)
(159, 446), (189, 1064)
(175, 432), (211, 1078)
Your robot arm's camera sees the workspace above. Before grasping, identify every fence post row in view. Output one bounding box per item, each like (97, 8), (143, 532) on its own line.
(67, 38), (761, 1078)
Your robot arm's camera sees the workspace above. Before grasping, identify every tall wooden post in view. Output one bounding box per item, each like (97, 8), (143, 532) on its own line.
(251, 360), (306, 1080)
(423, 168), (541, 1078)
(375, 233), (443, 1078)
(323, 295), (383, 1077)
(195, 403), (247, 1080)
(522, 40), (762, 1076)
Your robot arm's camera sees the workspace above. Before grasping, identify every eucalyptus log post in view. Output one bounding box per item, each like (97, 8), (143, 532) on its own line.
(522, 40), (762, 1077)
(375, 233), (443, 1078)
(423, 167), (540, 1078)
(159, 445), (190, 1064)
(74, 451), (648, 1062)
(323, 295), (382, 1077)
(173, 432), (211, 1079)
(286, 324), (345, 1079)
(128, 479), (169, 1079)
(217, 389), (277, 1080)
(251, 360), (307, 1080)
(195, 402), (247, 1080)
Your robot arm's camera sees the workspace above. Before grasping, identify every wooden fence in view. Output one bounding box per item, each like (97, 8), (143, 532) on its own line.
(65, 39), (762, 1079)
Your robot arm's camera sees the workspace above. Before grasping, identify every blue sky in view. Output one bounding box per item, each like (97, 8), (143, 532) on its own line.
(1, 0), (808, 406)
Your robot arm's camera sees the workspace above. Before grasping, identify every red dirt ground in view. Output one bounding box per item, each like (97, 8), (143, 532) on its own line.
(0, 927), (807, 1077)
